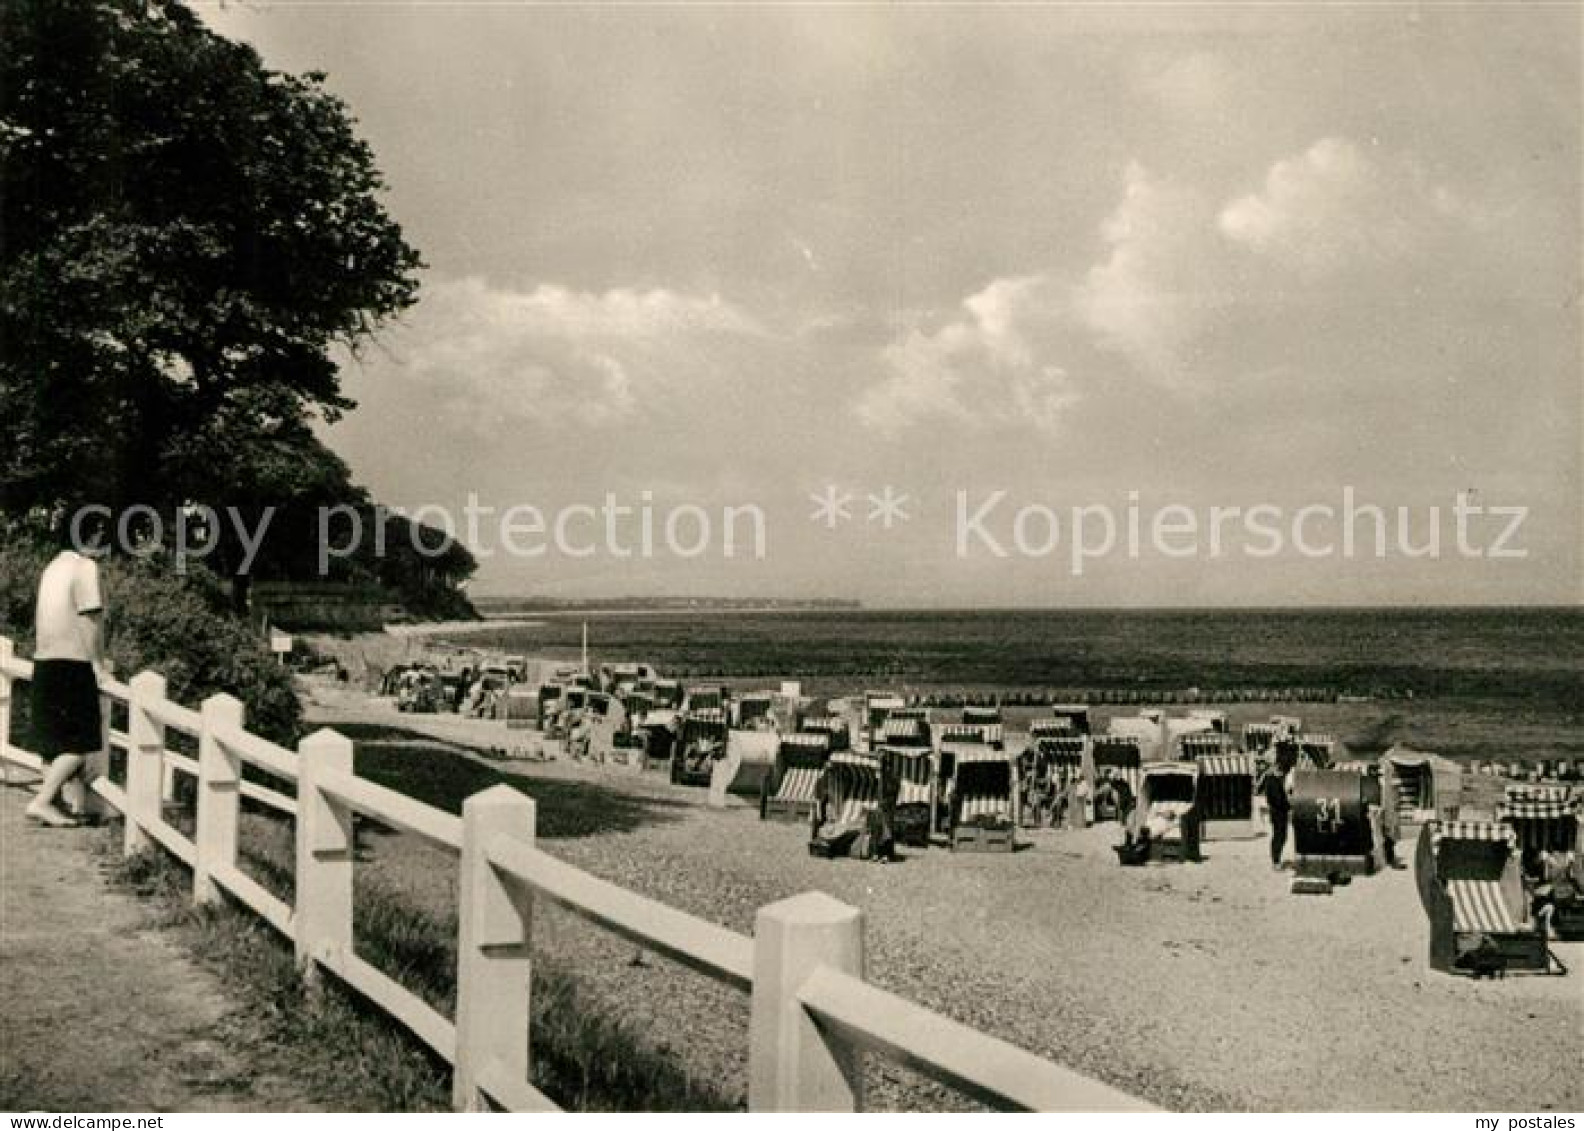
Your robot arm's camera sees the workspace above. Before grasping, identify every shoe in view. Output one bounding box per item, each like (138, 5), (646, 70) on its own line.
(24, 804), (80, 828)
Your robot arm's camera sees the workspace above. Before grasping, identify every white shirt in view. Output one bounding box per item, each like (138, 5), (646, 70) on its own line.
(34, 551), (104, 662)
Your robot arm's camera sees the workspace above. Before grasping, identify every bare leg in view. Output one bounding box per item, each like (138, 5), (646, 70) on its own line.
(25, 754), (85, 825)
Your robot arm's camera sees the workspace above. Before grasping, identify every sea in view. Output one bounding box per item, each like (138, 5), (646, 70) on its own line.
(457, 606), (1582, 705)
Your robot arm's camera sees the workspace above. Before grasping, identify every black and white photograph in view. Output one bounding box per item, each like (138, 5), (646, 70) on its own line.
(1, 0), (1580, 1117)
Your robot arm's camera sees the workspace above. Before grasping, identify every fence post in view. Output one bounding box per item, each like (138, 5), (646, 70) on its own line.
(453, 784), (536, 1112)
(124, 671), (168, 856)
(0, 637), (12, 776)
(748, 891), (865, 1112)
(294, 728), (355, 979)
(193, 693), (244, 906)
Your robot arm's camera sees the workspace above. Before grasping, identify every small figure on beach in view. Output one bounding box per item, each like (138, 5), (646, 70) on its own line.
(24, 507), (109, 829)
(1261, 738), (1300, 871)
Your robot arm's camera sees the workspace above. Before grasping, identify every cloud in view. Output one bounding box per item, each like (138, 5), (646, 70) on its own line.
(382, 275), (763, 429)
(1074, 162), (1220, 379)
(1218, 137), (1470, 273)
(855, 276), (1077, 437)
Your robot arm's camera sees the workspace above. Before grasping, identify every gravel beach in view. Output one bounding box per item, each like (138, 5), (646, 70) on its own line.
(305, 686), (1584, 1112)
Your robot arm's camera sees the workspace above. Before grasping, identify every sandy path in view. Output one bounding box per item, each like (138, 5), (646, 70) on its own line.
(0, 787), (321, 1113)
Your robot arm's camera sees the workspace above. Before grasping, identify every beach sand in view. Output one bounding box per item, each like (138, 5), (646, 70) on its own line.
(301, 682), (1584, 1112)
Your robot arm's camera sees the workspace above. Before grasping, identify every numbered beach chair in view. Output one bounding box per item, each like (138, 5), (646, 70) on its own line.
(1416, 819), (1557, 975)
(949, 747), (1015, 852)
(761, 732), (832, 822)
(1289, 768), (1387, 891)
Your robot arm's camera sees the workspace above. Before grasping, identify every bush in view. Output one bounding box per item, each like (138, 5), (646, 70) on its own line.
(0, 525), (301, 744)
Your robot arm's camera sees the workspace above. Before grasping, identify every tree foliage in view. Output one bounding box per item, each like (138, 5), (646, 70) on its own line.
(0, 0), (418, 513)
(0, 0), (476, 617)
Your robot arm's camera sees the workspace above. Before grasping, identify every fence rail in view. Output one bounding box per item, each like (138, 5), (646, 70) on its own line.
(0, 633), (1152, 1113)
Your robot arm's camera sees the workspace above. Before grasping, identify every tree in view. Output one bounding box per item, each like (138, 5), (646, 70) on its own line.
(0, 0), (421, 521)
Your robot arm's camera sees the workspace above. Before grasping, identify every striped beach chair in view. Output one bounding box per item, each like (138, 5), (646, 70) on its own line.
(672, 707), (728, 787)
(879, 744), (935, 846)
(1243, 722), (1279, 754)
(808, 752), (893, 858)
(761, 732), (832, 822)
(799, 714), (850, 752)
(937, 721), (1003, 748)
(1027, 718), (1078, 742)
(1501, 785), (1583, 940)
(1416, 819), (1555, 975)
(950, 747), (1015, 852)
(879, 715), (931, 749)
(1500, 785), (1580, 853)
(961, 705), (1003, 728)
(1180, 731), (1230, 761)
(1091, 735), (1143, 811)
(1194, 752), (1260, 840)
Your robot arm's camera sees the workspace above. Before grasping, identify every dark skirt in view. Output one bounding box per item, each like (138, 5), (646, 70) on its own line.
(29, 659), (103, 760)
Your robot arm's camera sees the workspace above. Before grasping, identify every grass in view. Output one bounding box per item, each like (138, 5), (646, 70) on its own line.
(98, 755), (739, 1113)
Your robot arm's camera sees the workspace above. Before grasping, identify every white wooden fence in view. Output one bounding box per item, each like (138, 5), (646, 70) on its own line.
(0, 634), (1152, 1113)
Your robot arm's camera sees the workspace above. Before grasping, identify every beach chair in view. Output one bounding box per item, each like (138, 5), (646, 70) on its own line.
(949, 748), (1015, 852)
(863, 692), (907, 750)
(1180, 731), (1230, 762)
(1027, 718), (1078, 742)
(684, 686), (727, 713)
(672, 707), (728, 787)
(1048, 705), (1092, 736)
(1090, 735), (1143, 820)
(1501, 785), (1580, 853)
(798, 713), (851, 751)
(1023, 736), (1089, 828)
(808, 752), (894, 859)
(1416, 820), (1558, 975)
(1243, 722), (1279, 754)
(1194, 752), (1261, 840)
(1296, 734), (1336, 770)
(1381, 746), (1463, 842)
(962, 705), (1003, 728)
(731, 692), (777, 730)
(1289, 768), (1387, 889)
(1501, 785), (1583, 940)
(879, 744), (935, 847)
(760, 733), (832, 821)
(878, 715), (931, 749)
(1119, 762), (1201, 863)
(936, 721), (1005, 828)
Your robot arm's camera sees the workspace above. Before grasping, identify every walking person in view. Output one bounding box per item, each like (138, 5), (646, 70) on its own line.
(25, 507), (110, 828)
(1261, 739), (1299, 871)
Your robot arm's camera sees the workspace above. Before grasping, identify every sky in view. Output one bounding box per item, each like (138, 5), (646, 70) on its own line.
(198, 2), (1581, 606)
